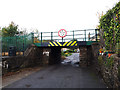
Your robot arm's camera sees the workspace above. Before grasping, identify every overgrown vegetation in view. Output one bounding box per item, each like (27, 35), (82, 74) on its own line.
(1, 22), (34, 54)
(61, 49), (77, 57)
(116, 43), (120, 57)
(104, 57), (114, 69)
(99, 2), (120, 51)
(98, 55), (114, 70)
(98, 55), (103, 65)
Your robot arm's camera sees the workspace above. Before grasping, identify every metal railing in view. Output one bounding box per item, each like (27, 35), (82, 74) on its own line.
(1, 29), (99, 56)
(34, 29), (99, 45)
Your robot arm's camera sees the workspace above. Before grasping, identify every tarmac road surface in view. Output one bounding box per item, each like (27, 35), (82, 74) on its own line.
(3, 53), (106, 88)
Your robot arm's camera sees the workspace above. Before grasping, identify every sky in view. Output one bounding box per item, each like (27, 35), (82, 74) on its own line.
(0, 0), (120, 33)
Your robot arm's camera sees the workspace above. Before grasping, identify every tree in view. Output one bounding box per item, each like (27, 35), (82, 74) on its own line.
(2, 21), (19, 37)
(99, 1), (120, 50)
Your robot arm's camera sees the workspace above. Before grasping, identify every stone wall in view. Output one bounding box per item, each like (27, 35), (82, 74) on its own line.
(91, 43), (100, 71)
(2, 46), (43, 75)
(2, 46), (62, 75)
(79, 46), (88, 67)
(99, 55), (120, 88)
(79, 46), (93, 67)
(91, 42), (120, 88)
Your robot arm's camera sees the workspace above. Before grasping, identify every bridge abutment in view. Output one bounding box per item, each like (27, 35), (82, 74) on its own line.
(79, 46), (87, 67)
(79, 46), (93, 67)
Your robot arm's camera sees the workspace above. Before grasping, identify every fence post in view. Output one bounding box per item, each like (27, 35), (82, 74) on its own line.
(41, 32), (42, 45)
(23, 35), (25, 56)
(84, 30), (86, 41)
(95, 29), (98, 41)
(31, 33), (34, 44)
(16, 36), (17, 56)
(88, 32), (90, 41)
(51, 32), (53, 42)
(62, 37), (63, 43)
(73, 30), (74, 41)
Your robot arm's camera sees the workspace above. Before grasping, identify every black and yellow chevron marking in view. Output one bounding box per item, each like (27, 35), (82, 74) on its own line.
(48, 42), (62, 46)
(48, 41), (77, 47)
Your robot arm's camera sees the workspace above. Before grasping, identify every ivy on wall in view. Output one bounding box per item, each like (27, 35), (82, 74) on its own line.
(99, 2), (120, 50)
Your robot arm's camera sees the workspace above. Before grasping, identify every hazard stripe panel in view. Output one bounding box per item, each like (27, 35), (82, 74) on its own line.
(48, 41), (77, 47)
(71, 41), (77, 46)
(63, 42), (68, 46)
(53, 42), (58, 46)
(67, 41), (73, 46)
(57, 42), (62, 46)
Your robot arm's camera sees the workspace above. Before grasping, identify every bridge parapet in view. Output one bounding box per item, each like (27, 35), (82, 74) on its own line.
(34, 29), (99, 47)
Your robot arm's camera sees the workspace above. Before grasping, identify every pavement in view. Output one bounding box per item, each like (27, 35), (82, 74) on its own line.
(61, 53), (79, 66)
(3, 53), (107, 88)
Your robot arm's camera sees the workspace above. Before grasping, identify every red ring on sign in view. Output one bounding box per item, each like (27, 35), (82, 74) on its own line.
(58, 29), (67, 38)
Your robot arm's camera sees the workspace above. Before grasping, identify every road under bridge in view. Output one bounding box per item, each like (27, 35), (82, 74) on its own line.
(3, 53), (106, 88)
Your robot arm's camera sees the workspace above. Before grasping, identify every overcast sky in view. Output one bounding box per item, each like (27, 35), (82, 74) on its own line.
(0, 0), (119, 33)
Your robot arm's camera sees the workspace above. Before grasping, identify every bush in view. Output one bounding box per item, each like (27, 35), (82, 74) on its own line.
(99, 2), (120, 50)
(116, 43), (120, 57)
(98, 56), (103, 65)
(104, 57), (114, 69)
(61, 50), (72, 57)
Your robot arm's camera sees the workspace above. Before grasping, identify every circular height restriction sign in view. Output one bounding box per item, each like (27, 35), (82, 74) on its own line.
(58, 29), (67, 38)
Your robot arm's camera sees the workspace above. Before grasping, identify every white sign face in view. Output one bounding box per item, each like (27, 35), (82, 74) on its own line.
(59, 30), (66, 36)
(58, 29), (67, 38)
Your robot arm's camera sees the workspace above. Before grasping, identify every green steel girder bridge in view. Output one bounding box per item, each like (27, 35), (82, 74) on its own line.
(34, 29), (99, 47)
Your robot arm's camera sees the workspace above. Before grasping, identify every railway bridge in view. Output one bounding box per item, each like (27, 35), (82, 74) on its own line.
(32, 29), (99, 66)
(1, 29), (99, 66)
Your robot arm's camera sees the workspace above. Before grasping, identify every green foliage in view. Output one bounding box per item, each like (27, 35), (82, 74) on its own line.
(61, 51), (65, 56)
(2, 22), (19, 37)
(98, 56), (103, 65)
(116, 43), (120, 57)
(99, 2), (120, 50)
(104, 57), (114, 69)
(0, 30), (2, 36)
(61, 51), (72, 57)
(61, 49), (74, 57)
(64, 49), (76, 53)
(64, 53), (72, 57)
(98, 55), (114, 69)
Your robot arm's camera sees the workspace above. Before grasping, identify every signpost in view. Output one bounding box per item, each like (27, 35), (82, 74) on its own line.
(58, 29), (67, 42)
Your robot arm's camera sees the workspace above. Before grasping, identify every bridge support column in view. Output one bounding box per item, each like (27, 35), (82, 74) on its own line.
(79, 46), (88, 67)
(49, 47), (61, 65)
(79, 46), (93, 67)
(38, 48), (44, 66)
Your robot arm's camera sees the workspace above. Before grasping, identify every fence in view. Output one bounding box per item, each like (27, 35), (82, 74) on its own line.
(1, 33), (34, 56)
